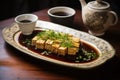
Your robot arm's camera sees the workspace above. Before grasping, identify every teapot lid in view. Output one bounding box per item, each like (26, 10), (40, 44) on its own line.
(88, 1), (110, 9)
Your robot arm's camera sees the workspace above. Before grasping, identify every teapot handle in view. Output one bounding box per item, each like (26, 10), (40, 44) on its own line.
(108, 11), (118, 25)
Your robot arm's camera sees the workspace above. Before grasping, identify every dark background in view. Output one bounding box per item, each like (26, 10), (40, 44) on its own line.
(0, 0), (120, 21)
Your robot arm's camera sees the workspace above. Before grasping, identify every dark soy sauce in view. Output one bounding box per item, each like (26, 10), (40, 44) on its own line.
(52, 12), (69, 16)
(20, 20), (32, 23)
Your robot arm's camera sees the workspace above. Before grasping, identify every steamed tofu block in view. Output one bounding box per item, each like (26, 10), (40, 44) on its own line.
(36, 39), (45, 49)
(51, 43), (60, 53)
(68, 47), (79, 55)
(58, 47), (67, 56)
(71, 37), (80, 43)
(67, 34), (73, 37)
(54, 39), (62, 44)
(31, 30), (81, 56)
(32, 36), (39, 46)
(45, 39), (53, 51)
(72, 42), (80, 48)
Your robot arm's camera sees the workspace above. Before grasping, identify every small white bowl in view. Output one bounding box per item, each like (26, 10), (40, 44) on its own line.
(15, 14), (38, 35)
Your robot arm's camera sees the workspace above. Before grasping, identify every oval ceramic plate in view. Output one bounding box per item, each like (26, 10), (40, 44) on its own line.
(2, 20), (115, 69)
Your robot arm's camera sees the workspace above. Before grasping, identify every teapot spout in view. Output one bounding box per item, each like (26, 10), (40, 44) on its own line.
(79, 0), (86, 9)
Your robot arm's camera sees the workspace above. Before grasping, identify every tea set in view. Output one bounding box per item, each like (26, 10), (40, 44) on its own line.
(15, 0), (118, 36)
(79, 0), (118, 36)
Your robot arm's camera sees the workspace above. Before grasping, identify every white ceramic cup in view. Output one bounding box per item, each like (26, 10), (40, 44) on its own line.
(48, 6), (76, 26)
(15, 14), (38, 35)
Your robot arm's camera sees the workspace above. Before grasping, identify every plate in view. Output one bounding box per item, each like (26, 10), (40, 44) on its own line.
(2, 20), (115, 69)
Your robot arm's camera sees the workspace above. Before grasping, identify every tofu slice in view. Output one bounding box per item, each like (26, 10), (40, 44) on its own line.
(67, 41), (80, 55)
(58, 47), (67, 56)
(67, 34), (73, 37)
(71, 37), (80, 43)
(51, 43), (60, 54)
(72, 42), (80, 48)
(68, 47), (79, 55)
(45, 39), (53, 51)
(35, 39), (45, 49)
(54, 39), (62, 43)
(32, 36), (39, 46)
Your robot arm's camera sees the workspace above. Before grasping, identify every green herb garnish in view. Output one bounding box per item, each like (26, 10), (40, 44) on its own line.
(36, 30), (74, 48)
(75, 49), (98, 62)
(23, 39), (31, 46)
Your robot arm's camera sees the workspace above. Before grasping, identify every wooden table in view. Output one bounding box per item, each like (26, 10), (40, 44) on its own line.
(0, 9), (120, 80)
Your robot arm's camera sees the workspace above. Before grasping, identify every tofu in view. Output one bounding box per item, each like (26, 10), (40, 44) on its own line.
(45, 39), (53, 51)
(68, 47), (79, 55)
(58, 47), (67, 56)
(54, 39), (62, 43)
(72, 42), (80, 48)
(31, 30), (81, 56)
(68, 37), (80, 54)
(67, 34), (73, 37)
(51, 43), (60, 53)
(32, 36), (39, 46)
(35, 39), (45, 49)
(71, 37), (80, 43)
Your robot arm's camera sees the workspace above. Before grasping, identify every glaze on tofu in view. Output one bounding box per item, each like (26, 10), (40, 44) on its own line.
(51, 43), (60, 53)
(36, 39), (45, 49)
(58, 47), (67, 56)
(32, 36), (39, 46)
(68, 47), (79, 55)
(45, 39), (53, 51)
(71, 37), (80, 43)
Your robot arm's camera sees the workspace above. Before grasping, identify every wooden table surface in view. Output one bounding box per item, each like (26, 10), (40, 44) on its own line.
(0, 9), (120, 80)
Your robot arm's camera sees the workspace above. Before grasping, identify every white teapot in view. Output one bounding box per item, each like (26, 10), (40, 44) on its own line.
(79, 0), (118, 36)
